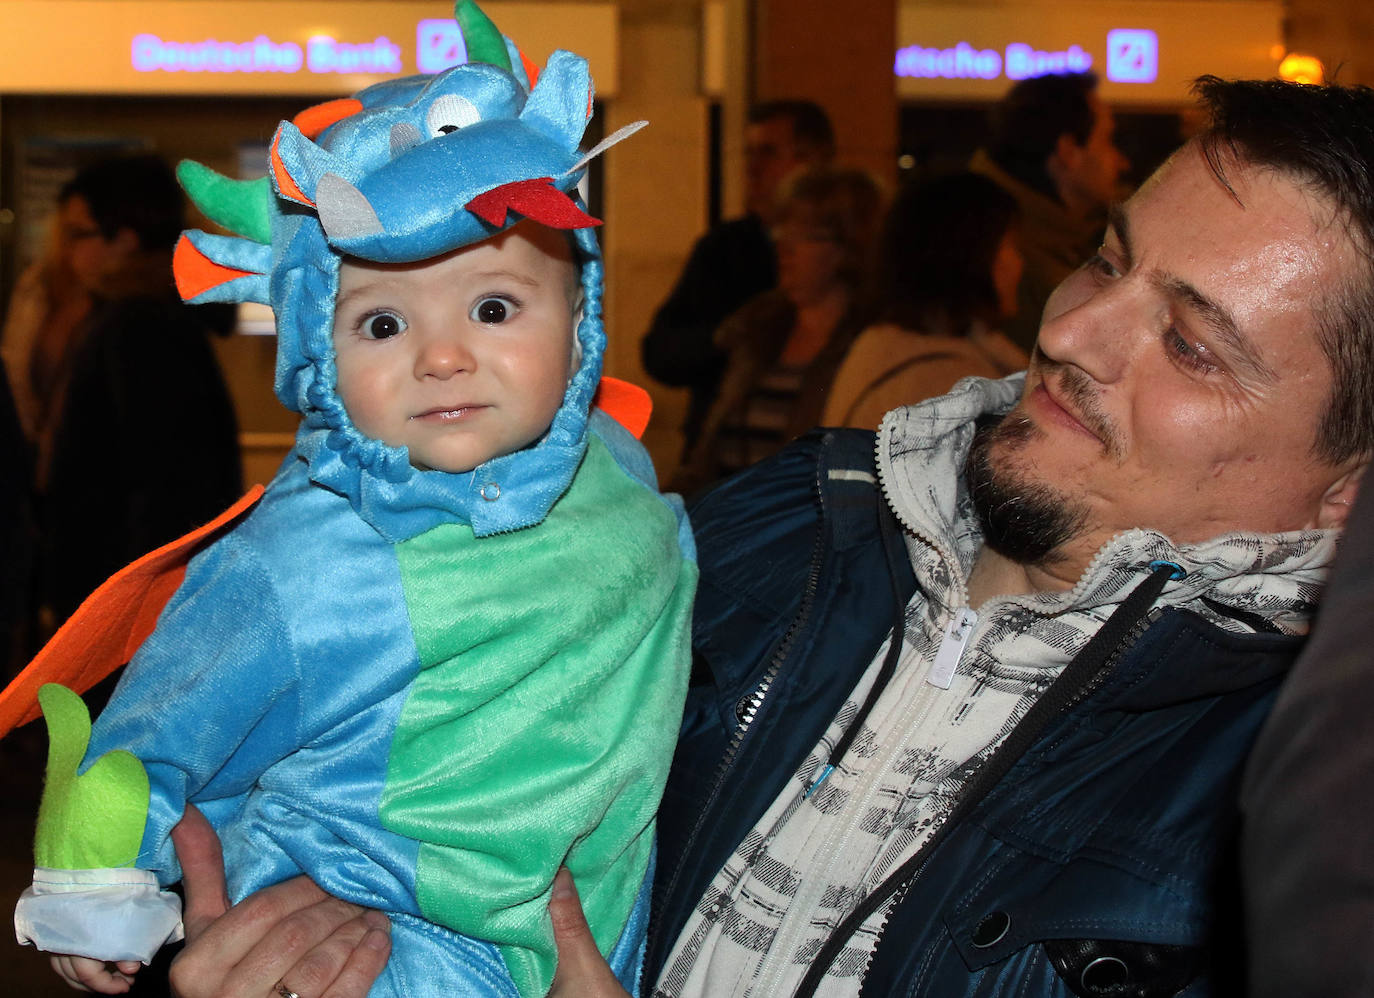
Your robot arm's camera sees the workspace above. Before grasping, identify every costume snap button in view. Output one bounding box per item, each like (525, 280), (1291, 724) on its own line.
(970, 911), (1010, 948)
(480, 482), (500, 501)
(1081, 955), (1130, 992)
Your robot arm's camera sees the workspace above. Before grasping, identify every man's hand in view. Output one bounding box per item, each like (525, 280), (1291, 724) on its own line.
(548, 868), (630, 998)
(167, 804), (390, 998)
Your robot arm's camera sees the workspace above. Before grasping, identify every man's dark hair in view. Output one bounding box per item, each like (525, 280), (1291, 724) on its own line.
(1194, 75), (1374, 465)
(749, 99), (836, 161)
(986, 72), (1099, 199)
(60, 154), (184, 252)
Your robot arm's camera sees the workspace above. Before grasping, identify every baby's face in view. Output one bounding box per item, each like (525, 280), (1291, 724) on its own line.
(332, 223), (579, 473)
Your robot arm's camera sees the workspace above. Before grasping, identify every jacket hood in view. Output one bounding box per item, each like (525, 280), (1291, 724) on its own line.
(877, 375), (1337, 633)
(170, 1), (623, 541)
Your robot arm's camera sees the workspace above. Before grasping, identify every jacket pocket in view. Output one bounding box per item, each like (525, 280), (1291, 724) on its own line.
(944, 851), (1207, 997)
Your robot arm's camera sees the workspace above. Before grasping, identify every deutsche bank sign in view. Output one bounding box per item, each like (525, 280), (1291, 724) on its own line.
(894, 30), (1159, 84)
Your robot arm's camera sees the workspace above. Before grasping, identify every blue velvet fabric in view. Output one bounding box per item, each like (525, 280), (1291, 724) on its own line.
(68, 10), (685, 996)
(85, 431), (667, 996)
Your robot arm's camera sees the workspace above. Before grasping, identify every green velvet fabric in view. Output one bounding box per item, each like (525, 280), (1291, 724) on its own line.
(380, 436), (696, 997)
(34, 684), (150, 870)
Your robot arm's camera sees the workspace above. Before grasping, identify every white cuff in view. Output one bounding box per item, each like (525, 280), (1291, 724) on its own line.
(15, 867), (184, 963)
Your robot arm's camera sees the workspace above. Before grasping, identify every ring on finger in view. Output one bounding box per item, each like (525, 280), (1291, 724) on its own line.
(273, 982), (300, 998)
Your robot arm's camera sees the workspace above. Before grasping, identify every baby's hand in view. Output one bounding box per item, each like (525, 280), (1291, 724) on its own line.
(49, 954), (142, 994)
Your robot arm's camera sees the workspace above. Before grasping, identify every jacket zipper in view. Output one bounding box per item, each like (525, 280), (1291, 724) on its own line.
(799, 587), (1169, 998)
(646, 457), (830, 971)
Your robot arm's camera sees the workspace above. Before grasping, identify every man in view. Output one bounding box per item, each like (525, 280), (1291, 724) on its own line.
(39, 156), (241, 626)
(640, 100), (835, 455)
(165, 77), (1374, 997)
(971, 72), (1130, 353)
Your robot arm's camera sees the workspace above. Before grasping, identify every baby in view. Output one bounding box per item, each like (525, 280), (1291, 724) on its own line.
(11, 4), (695, 997)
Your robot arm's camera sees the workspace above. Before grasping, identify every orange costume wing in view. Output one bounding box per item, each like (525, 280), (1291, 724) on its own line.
(592, 376), (653, 440)
(0, 486), (264, 737)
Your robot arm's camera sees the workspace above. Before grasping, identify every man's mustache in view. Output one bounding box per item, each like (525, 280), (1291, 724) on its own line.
(1036, 356), (1125, 460)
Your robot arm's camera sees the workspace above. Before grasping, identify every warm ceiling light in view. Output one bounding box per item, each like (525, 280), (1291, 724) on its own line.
(1279, 53), (1324, 85)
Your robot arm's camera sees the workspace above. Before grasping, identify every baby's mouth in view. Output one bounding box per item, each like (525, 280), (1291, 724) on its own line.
(411, 404), (486, 421)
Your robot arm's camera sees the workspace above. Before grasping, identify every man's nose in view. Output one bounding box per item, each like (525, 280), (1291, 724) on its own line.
(414, 331), (475, 379)
(1036, 280), (1140, 385)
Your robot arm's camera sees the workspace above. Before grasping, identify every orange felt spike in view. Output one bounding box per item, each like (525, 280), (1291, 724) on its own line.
(519, 49), (540, 89)
(593, 377), (653, 440)
(292, 98), (364, 140)
(270, 129), (315, 208)
(0, 486), (265, 737)
(173, 236), (258, 302)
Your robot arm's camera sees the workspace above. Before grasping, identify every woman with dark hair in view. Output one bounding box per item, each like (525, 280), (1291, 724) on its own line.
(822, 171), (1027, 430)
(671, 165), (884, 493)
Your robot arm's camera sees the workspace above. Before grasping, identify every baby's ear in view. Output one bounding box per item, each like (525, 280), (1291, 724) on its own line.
(568, 289), (585, 375)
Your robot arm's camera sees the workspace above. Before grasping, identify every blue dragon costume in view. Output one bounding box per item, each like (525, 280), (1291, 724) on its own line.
(8, 3), (696, 995)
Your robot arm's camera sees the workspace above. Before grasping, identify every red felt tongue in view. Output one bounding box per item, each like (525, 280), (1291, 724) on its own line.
(465, 177), (602, 229)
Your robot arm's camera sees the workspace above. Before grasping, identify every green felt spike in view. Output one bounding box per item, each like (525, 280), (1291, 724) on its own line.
(33, 684), (150, 871)
(176, 160), (273, 245)
(455, 0), (512, 73)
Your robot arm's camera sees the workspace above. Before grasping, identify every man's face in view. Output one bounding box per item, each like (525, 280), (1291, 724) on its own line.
(978, 142), (1364, 577)
(332, 222), (579, 474)
(773, 206), (845, 306)
(1058, 95), (1129, 212)
(59, 195), (132, 293)
(745, 116), (814, 220)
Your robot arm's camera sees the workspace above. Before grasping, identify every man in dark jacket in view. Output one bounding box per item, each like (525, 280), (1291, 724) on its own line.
(161, 77), (1374, 998)
(640, 100), (834, 455)
(970, 72), (1130, 353)
(38, 156), (241, 627)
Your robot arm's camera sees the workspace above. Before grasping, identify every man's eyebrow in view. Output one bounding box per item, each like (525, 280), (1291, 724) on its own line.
(1106, 202), (1133, 268)
(1110, 201), (1278, 385)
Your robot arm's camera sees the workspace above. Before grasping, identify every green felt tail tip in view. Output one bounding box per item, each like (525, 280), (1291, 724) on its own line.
(33, 684), (150, 871)
(455, 0), (512, 73)
(176, 160), (273, 245)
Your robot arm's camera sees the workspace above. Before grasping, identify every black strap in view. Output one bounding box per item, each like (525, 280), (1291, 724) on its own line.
(806, 498), (909, 796)
(795, 559), (1183, 996)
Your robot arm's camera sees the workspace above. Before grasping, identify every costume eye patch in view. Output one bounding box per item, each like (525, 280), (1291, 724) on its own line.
(426, 95), (481, 137)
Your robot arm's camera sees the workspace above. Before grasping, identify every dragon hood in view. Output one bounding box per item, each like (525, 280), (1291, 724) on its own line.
(172, 0), (642, 542)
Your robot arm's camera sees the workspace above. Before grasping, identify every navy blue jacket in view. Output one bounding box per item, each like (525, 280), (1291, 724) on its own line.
(649, 429), (1301, 997)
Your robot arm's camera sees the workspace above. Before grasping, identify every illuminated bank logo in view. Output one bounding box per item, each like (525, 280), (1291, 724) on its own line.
(1107, 29), (1158, 83)
(132, 32), (401, 74)
(417, 19), (467, 73)
(1004, 44), (1092, 80)
(894, 42), (1001, 80)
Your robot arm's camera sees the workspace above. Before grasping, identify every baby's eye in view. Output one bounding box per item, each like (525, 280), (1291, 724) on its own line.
(361, 311), (407, 339)
(471, 296), (515, 324)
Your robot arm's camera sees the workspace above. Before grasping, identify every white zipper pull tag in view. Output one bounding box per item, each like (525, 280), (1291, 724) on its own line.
(928, 608), (978, 689)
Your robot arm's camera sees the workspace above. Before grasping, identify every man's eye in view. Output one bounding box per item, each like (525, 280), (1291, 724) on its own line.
(362, 312), (406, 339)
(1165, 327), (1219, 374)
(472, 297), (514, 324)
(1086, 252), (1120, 279)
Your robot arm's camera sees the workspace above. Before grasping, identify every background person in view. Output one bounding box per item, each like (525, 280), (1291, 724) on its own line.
(0, 192), (96, 445)
(669, 165), (883, 494)
(822, 171), (1026, 430)
(36, 155), (241, 628)
(641, 100), (835, 457)
(970, 71), (1129, 352)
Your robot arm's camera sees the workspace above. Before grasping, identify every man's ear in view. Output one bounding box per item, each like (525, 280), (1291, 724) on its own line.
(1316, 460), (1367, 529)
